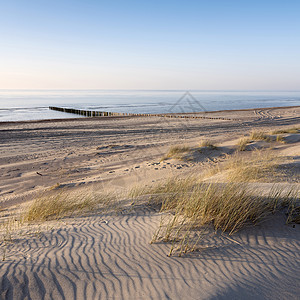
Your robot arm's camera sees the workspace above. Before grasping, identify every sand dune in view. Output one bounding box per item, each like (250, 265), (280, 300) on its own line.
(1, 209), (299, 299)
(1, 106), (299, 207)
(0, 106), (300, 299)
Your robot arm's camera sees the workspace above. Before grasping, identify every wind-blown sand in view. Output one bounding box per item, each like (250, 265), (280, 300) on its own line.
(0, 106), (299, 299)
(1, 211), (299, 299)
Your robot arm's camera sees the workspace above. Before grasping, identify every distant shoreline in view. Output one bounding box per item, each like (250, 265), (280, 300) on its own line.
(0, 105), (299, 126)
(180, 105), (300, 114)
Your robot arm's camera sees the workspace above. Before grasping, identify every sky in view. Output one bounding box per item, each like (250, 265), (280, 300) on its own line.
(0, 0), (299, 90)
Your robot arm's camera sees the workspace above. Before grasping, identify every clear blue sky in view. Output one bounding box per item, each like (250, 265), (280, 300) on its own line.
(0, 0), (299, 90)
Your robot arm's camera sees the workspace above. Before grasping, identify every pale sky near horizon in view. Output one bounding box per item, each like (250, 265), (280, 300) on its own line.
(0, 0), (299, 90)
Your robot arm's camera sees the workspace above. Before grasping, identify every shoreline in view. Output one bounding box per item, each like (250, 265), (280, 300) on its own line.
(0, 105), (299, 126)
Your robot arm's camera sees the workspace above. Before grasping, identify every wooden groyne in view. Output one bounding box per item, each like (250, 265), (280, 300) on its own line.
(49, 106), (233, 120)
(49, 106), (133, 117)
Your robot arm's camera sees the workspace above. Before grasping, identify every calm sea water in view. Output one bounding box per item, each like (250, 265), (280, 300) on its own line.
(0, 90), (299, 122)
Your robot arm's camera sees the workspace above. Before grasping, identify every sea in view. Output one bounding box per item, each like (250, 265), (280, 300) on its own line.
(0, 90), (300, 122)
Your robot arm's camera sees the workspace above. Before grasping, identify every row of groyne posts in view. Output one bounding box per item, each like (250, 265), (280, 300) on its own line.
(49, 106), (137, 117)
(49, 106), (233, 120)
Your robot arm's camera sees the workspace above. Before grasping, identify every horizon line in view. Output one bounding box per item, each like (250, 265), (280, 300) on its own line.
(1, 89), (300, 92)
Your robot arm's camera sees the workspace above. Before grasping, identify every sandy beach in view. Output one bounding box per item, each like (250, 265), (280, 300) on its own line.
(0, 106), (299, 299)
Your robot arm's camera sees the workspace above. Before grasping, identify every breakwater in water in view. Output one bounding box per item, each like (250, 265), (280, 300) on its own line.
(49, 106), (233, 120)
(49, 106), (142, 117)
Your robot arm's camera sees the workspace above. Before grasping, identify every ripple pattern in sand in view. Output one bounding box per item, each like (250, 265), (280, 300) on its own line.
(1, 213), (300, 300)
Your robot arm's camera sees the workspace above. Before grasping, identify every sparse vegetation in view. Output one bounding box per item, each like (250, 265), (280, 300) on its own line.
(237, 137), (251, 151)
(249, 130), (271, 141)
(0, 189), (117, 260)
(272, 127), (299, 134)
(161, 145), (190, 161)
(203, 150), (280, 183)
(286, 197), (300, 224)
(0, 215), (42, 261)
(236, 130), (272, 151)
(129, 145), (300, 256)
(199, 139), (217, 149)
(161, 140), (218, 162)
(223, 150), (278, 182)
(236, 127), (300, 152)
(130, 177), (298, 256)
(1, 125), (299, 261)
(129, 176), (198, 204)
(276, 134), (285, 143)
(24, 190), (115, 222)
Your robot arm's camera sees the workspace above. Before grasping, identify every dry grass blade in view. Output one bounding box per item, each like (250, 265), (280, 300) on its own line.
(160, 145), (190, 161)
(237, 137), (251, 151)
(249, 130), (271, 141)
(236, 130), (272, 151)
(225, 150), (278, 182)
(271, 127), (299, 134)
(129, 176), (197, 202)
(135, 175), (299, 256)
(199, 140), (217, 149)
(24, 190), (114, 222)
(276, 134), (285, 143)
(285, 192), (300, 224)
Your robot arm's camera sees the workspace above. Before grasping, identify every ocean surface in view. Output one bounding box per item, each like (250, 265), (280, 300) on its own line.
(0, 90), (300, 122)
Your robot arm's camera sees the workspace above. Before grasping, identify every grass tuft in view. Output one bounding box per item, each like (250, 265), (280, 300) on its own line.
(136, 177), (299, 256)
(204, 150), (279, 182)
(249, 130), (271, 141)
(237, 137), (251, 151)
(199, 140), (217, 149)
(223, 150), (278, 182)
(161, 145), (190, 161)
(24, 190), (114, 222)
(271, 127), (299, 134)
(161, 141), (218, 162)
(237, 130), (272, 151)
(286, 197), (300, 224)
(276, 134), (285, 143)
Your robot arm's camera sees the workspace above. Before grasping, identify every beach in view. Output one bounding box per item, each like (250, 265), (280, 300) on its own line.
(0, 106), (299, 299)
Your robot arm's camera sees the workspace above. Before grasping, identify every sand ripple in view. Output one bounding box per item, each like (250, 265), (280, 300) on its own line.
(0, 212), (299, 299)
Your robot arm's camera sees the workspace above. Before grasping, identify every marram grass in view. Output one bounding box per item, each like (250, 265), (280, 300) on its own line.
(271, 127), (299, 134)
(160, 145), (190, 161)
(198, 139), (217, 149)
(205, 150), (280, 183)
(130, 177), (299, 256)
(24, 190), (114, 222)
(249, 130), (271, 142)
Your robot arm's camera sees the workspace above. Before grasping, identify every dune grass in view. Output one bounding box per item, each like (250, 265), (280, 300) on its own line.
(237, 130), (273, 151)
(24, 190), (115, 222)
(199, 139), (217, 149)
(129, 176), (198, 204)
(204, 149), (279, 183)
(237, 137), (251, 151)
(0, 213), (45, 261)
(249, 130), (271, 142)
(130, 177), (299, 256)
(223, 150), (278, 182)
(130, 147), (299, 255)
(271, 127), (299, 134)
(276, 134), (285, 143)
(0, 189), (116, 260)
(160, 145), (190, 161)
(161, 140), (218, 162)
(286, 197), (300, 224)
